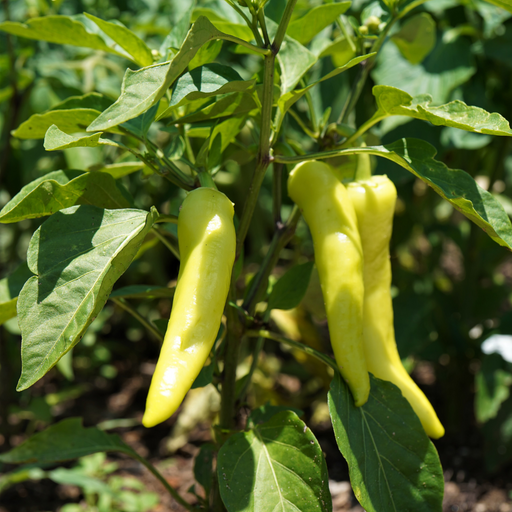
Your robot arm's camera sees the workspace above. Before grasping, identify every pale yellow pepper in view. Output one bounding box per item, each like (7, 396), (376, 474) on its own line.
(288, 161), (370, 407)
(143, 188), (236, 428)
(347, 175), (445, 438)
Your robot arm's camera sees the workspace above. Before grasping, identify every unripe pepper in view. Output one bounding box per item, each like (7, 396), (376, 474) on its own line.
(346, 175), (445, 438)
(288, 161), (370, 407)
(143, 188), (236, 428)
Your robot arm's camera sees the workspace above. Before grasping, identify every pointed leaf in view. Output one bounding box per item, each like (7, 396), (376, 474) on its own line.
(207, 115), (247, 168)
(328, 373), (444, 512)
(0, 418), (137, 464)
(13, 109), (103, 140)
(371, 85), (512, 136)
(158, 63), (255, 120)
(268, 261), (314, 311)
(218, 411), (332, 512)
(84, 13), (153, 67)
(88, 16), (248, 131)
(160, 2), (194, 59)
(0, 169), (131, 223)
(88, 162), (145, 179)
(0, 262), (32, 326)
(0, 16), (125, 57)
(391, 13), (436, 65)
(287, 2), (351, 44)
(120, 103), (160, 139)
(51, 92), (113, 112)
(44, 125), (122, 151)
(17, 205), (158, 390)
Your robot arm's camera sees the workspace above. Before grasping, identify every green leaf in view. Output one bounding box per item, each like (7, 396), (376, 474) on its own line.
(0, 417), (137, 464)
(160, 2), (194, 59)
(44, 125), (121, 151)
(475, 353), (512, 423)
(189, 39), (223, 71)
(120, 103), (160, 139)
(482, 0), (512, 14)
(0, 169), (131, 223)
(268, 261), (314, 311)
(16, 205), (158, 390)
(158, 64), (255, 120)
(0, 262), (32, 326)
(207, 115), (248, 168)
(249, 404), (304, 425)
(51, 92), (113, 112)
(287, 2), (351, 44)
(218, 411), (332, 512)
(352, 139), (512, 250)
(371, 85), (512, 136)
(0, 16), (126, 57)
(277, 54), (374, 127)
(109, 285), (175, 299)
(328, 373), (444, 512)
(88, 162), (145, 179)
(194, 443), (215, 496)
(13, 110), (103, 140)
(176, 91), (259, 124)
(372, 36), (475, 103)
(88, 16), (249, 131)
(391, 13), (436, 65)
(84, 13), (154, 67)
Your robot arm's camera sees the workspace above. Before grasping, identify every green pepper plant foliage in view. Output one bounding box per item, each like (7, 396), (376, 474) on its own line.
(2, 0), (512, 510)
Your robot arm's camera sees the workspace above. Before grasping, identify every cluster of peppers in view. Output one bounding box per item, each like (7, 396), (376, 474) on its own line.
(143, 161), (445, 440)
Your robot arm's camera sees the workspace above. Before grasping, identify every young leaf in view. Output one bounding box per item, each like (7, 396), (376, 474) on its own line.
(267, 261), (314, 311)
(370, 85), (512, 136)
(328, 373), (444, 512)
(88, 16), (253, 131)
(84, 13), (154, 67)
(17, 205), (158, 390)
(0, 262), (32, 326)
(44, 125), (122, 151)
(391, 13), (436, 65)
(0, 170), (131, 223)
(13, 109), (103, 140)
(88, 162), (145, 179)
(287, 2), (351, 45)
(0, 16), (126, 57)
(0, 417), (137, 464)
(157, 64), (255, 120)
(475, 353), (512, 423)
(218, 410), (332, 512)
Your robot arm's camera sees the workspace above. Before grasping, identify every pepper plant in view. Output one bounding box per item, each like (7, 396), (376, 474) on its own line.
(1, 0), (512, 510)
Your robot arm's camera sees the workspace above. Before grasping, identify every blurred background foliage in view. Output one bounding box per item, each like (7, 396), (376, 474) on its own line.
(1, 0), (512, 507)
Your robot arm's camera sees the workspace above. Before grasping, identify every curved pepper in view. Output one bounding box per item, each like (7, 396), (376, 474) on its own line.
(347, 175), (445, 438)
(143, 188), (236, 428)
(288, 161), (370, 407)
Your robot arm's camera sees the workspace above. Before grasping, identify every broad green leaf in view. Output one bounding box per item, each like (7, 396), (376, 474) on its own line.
(268, 261), (314, 311)
(175, 91), (259, 124)
(475, 353), (512, 423)
(339, 139), (512, 250)
(207, 115), (248, 168)
(88, 16), (252, 131)
(192, 8), (254, 41)
(109, 285), (175, 299)
(44, 125), (122, 151)
(391, 13), (436, 65)
(120, 103), (160, 139)
(372, 36), (475, 103)
(84, 13), (153, 67)
(0, 417), (137, 464)
(482, 0), (512, 13)
(277, 54), (374, 127)
(370, 85), (512, 136)
(218, 411), (332, 512)
(158, 64), (255, 120)
(0, 262), (32, 326)
(51, 92), (113, 112)
(0, 169), (131, 223)
(0, 16), (126, 57)
(88, 162), (145, 178)
(319, 36), (357, 68)
(160, 2), (194, 58)
(328, 373), (444, 512)
(13, 110), (102, 139)
(189, 39), (223, 71)
(17, 205), (158, 390)
(249, 404), (303, 425)
(194, 443), (215, 496)
(287, 2), (351, 44)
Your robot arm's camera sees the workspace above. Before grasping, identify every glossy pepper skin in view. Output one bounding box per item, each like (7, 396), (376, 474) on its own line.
(142, 188), (236, 428)
(288, 161), (370, 407)
(347, 175), (445, 438)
